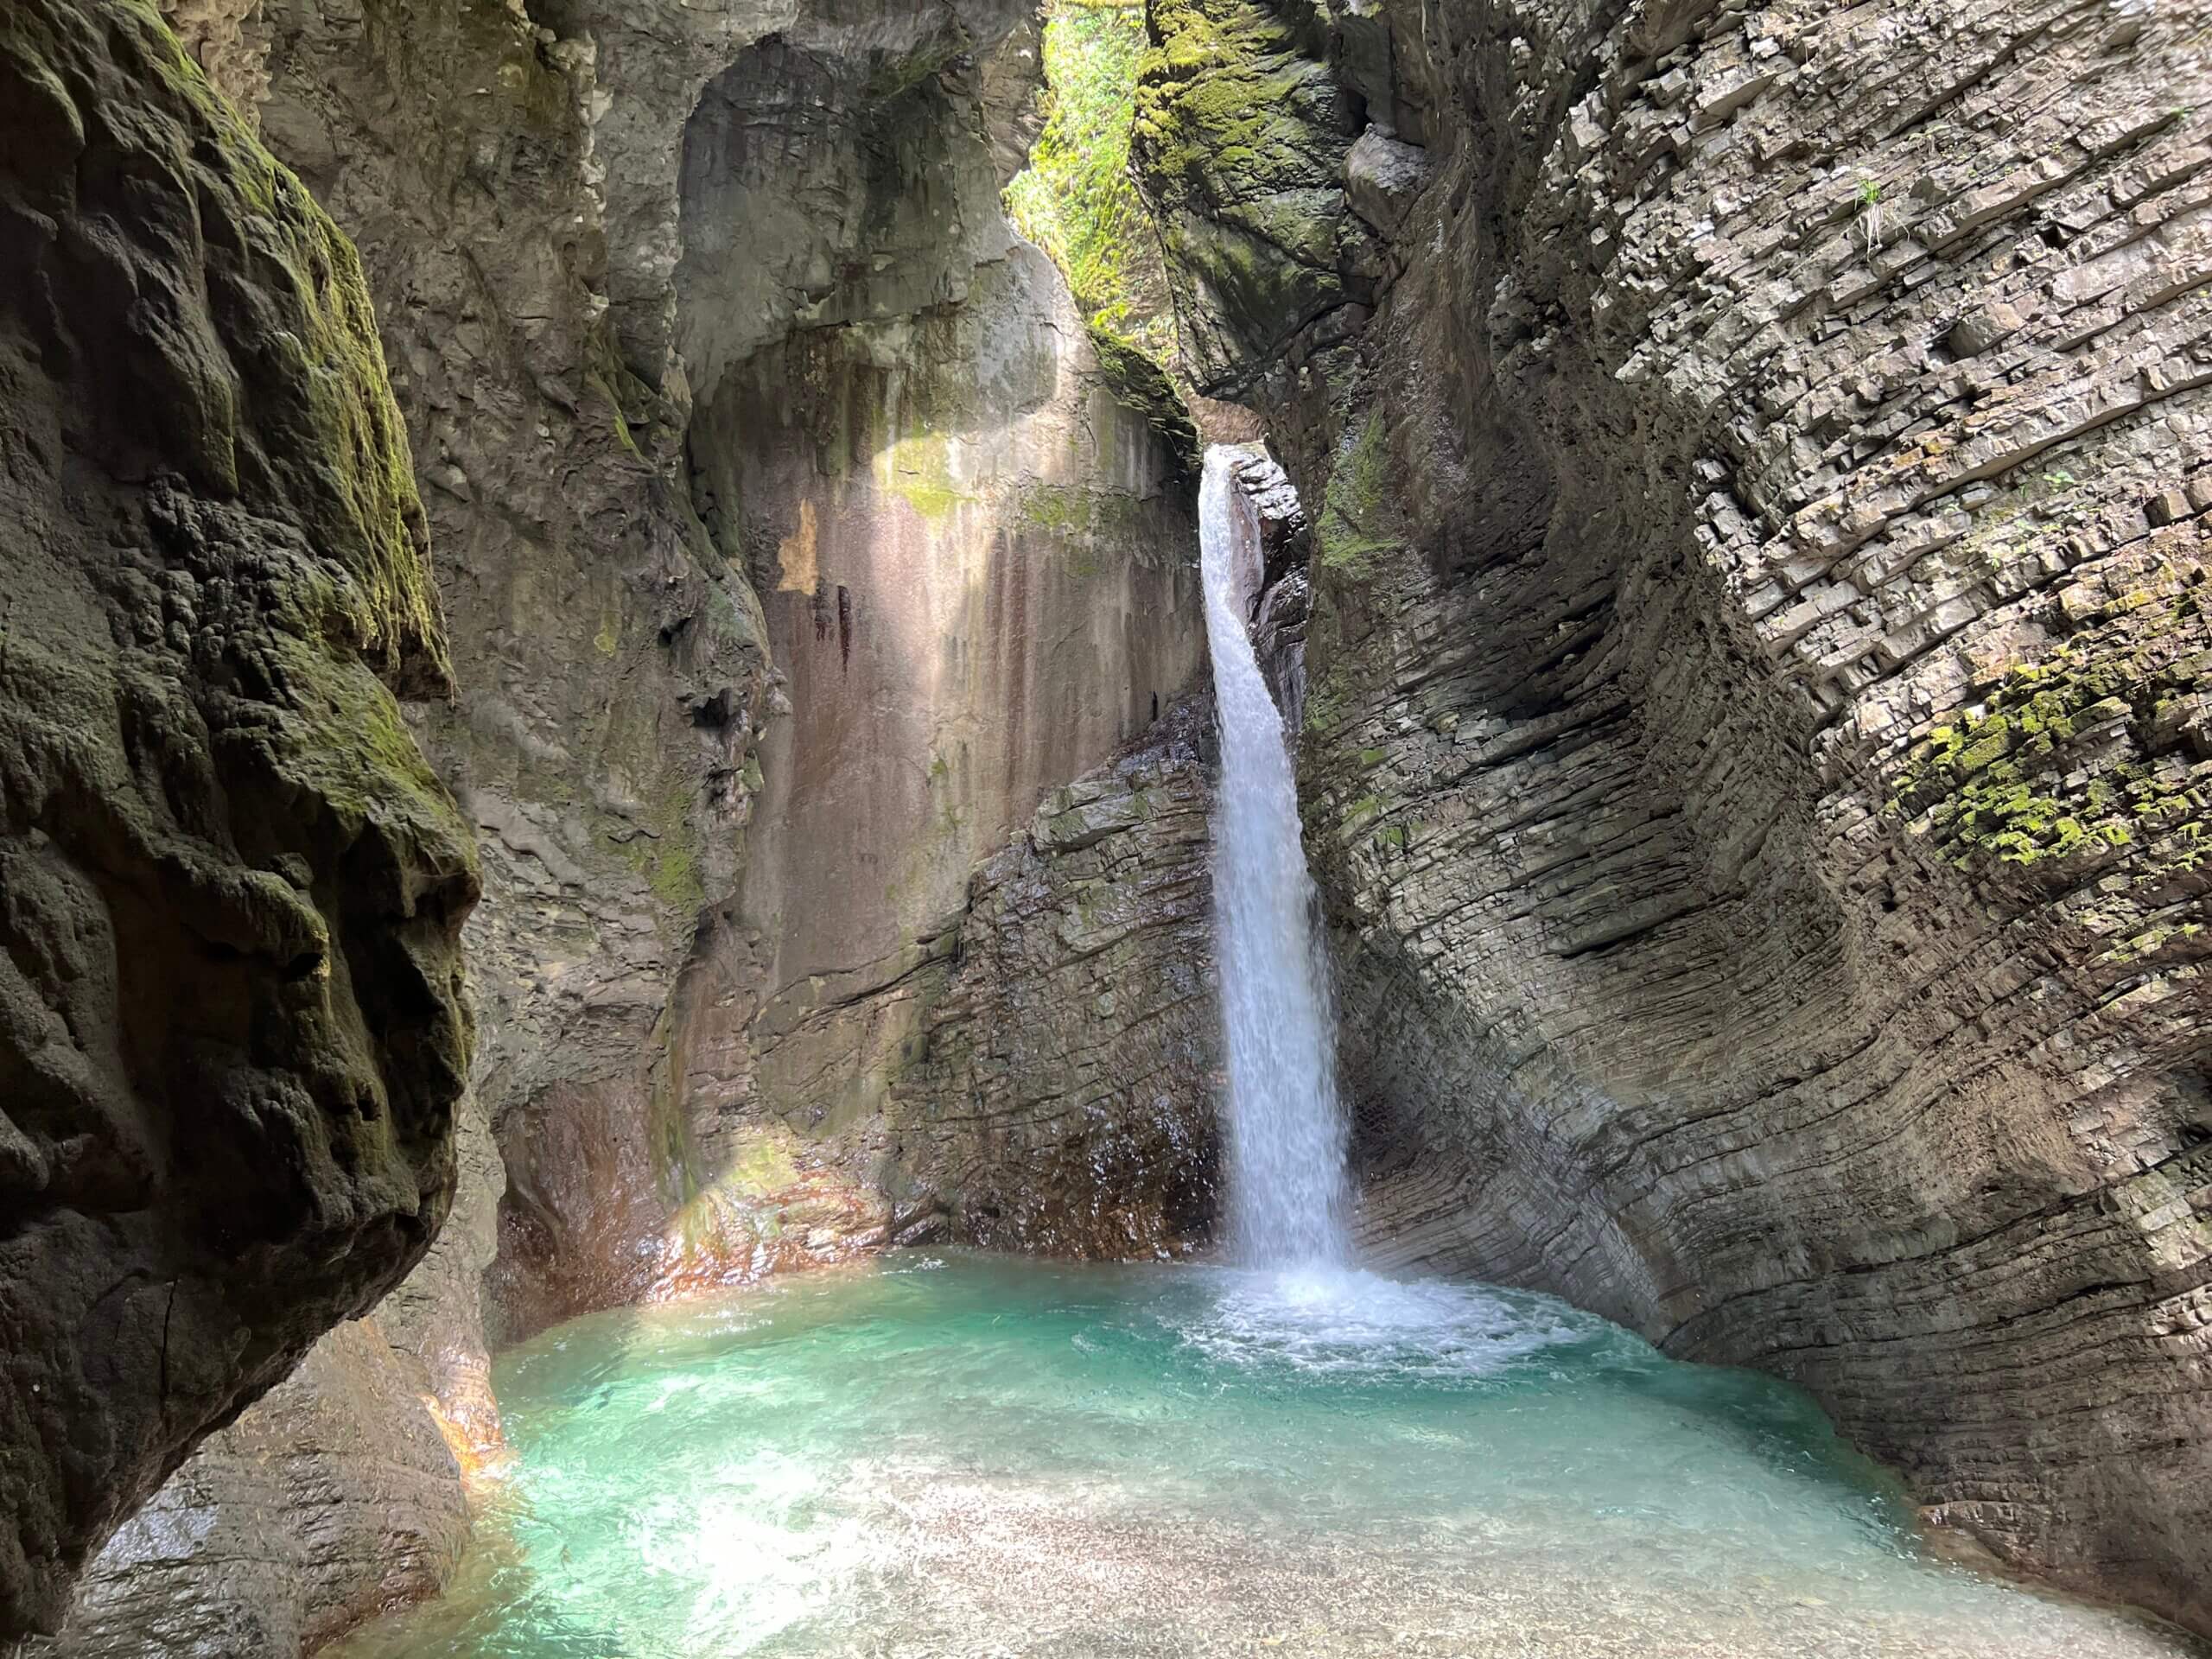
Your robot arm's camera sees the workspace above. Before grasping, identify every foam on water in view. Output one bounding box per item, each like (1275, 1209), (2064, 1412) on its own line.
(1173, 1264), (1602, 1381)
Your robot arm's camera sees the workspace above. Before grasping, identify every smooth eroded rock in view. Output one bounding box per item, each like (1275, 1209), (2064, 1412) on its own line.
(0, 0), (474, 1636)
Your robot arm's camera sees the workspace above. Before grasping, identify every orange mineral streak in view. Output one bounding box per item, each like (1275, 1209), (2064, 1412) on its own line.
(423, 1385), (513, 1498)
(642, 1165), (893, 1305)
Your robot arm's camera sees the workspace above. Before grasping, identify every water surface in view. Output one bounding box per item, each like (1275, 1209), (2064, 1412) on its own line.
(328, 1253), (2199, 1659)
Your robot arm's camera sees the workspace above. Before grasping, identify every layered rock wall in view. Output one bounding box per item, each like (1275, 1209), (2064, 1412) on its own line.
(890, 698), (1220, 1254)
(0, 0), (474, 1636)
(1137, 0), (2212, 1630)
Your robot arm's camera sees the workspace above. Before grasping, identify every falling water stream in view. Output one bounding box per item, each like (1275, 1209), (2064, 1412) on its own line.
(1198, 448), (1352, 1268)
(327, 449), (2203, 1659)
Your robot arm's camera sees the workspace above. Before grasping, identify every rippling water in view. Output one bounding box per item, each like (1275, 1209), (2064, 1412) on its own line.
(327, 1252), (2199, 1659)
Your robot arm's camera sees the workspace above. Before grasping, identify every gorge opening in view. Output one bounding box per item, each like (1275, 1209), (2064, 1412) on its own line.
(317, 457), (2200, 1659)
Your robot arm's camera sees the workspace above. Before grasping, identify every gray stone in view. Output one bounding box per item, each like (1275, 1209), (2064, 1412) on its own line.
(0, 0), (476, 1635)
(1139, 0), (2212, 1635)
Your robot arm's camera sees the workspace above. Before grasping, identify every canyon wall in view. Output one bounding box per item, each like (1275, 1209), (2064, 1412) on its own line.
(0, 0), (475, 1637)
(243, 0), (782, 1345)
(890, 696), (1220, 1254)
(168, 0), (1201, 1344)
(28, 1097), (502, 1657)
(27, 0), (1218, 1646)
(1135, 0), (2212, 1631)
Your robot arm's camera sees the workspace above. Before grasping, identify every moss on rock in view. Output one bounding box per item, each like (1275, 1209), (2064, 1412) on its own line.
(1005, 2), (1168, 346)
(1128, 0), (1355, 392)
(1889, 570), (2212, 874)
(1316, 410), (1401, 577)
(1085, 319), (1201, 474)
(1004, 1), (1200, 476)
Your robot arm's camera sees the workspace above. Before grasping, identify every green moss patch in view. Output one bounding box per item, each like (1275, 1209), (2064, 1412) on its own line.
(1317, 411), (1402, 578)
(1004, 1), (1200, 473)
(1128, 0), (1351, 386)
(1888, 574), (2212, 872)
(608, 774), (707, 918)
(1005, 3), (1166, 343)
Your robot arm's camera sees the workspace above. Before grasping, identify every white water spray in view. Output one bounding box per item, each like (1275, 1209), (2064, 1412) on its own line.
(1199, 447), (1352, 1268)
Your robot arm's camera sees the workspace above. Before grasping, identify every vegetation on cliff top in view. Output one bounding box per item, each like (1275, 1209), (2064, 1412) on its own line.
(1004, 1), (1170, 354)
(1004, 0), (1197, 469)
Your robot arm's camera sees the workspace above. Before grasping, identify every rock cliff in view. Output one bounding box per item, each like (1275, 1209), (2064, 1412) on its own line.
(890, 696), (1220, 1254)
(1135, 0), (2212, 1631)
(0, 0), (474, 1637)
(222, 0), (1208, 1343)
(28, 1091), (504, 1658)
(238, 0), (781, 1346)
(24, 0), (1218, 1644)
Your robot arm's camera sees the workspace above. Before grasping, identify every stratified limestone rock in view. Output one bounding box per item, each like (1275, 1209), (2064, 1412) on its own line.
(1226, 447), (1313, 721)
(27, 1320), (466, 1659)
(889, 699), (1220, 1254)
(0, 0), (474, 1637)
(1139, 0), (2212, 1633)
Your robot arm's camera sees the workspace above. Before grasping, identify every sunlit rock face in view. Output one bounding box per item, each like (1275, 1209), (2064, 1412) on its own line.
(684, 242), (1205, 1220)
(644, 16), (1211, 1287)
(142, 0), (1211, 1328)
(1136, 0), (2212, 1632)
(0, 0), (475, 1637)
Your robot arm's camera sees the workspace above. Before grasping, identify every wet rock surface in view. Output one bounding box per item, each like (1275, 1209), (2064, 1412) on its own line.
(889, 699), (1222, 1255)
(1135, 0), (2212, 1630)
(0, 0), (474, 1636)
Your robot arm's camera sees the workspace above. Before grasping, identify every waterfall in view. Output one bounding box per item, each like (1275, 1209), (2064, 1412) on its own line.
(1199, 447), (1352, 1269)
